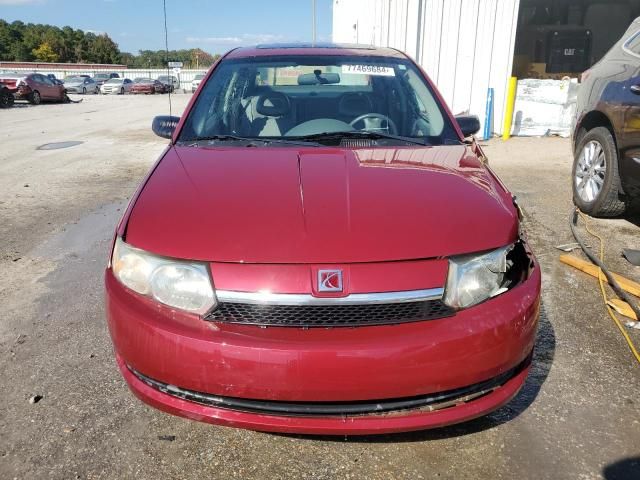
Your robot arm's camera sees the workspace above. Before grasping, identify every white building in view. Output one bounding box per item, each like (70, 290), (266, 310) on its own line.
(333, 0), (640, 136)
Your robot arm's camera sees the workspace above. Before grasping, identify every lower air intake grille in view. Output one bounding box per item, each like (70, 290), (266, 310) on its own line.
(129, 355), (531, 416)
(204, 300), (455, 327)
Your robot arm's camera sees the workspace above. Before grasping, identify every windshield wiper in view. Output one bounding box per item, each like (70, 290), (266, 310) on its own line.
(182, 135), (322, 148)
(287, 131), (430, 146)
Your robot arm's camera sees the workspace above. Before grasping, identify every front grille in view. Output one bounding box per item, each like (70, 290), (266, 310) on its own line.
(205, 299), (455, 327)
(129, 355), (530, 417)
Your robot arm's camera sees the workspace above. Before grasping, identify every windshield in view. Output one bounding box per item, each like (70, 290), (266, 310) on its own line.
(179, 55), (458, 144)
(65, 76), (83, 82)
(95, 74), (109, 79)
(105, 78), (122, 84)
(135, 78), (152, 83)
(194, 74), (205, 80)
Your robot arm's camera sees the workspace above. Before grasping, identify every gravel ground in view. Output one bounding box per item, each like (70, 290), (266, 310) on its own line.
(0, 94), (639, 480)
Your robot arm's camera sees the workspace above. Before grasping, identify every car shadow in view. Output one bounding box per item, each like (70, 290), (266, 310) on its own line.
(8, 101), (32, 108)
(624, 203), (640, 228)
(603, 456), (640, 480)
(274, 301), (555, 443)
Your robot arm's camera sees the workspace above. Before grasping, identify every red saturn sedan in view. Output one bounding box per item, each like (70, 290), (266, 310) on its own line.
(105, 44), (541, 435)
(129, 77), (167, 94)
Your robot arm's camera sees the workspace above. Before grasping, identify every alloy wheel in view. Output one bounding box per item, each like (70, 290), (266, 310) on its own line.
(575, 140), (606, 203)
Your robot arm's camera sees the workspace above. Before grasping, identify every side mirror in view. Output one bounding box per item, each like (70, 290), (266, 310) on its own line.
(152, 115), (180, 139)
(455, 115), (481, 138)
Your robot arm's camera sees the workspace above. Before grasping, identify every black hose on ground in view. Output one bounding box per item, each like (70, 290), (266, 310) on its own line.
(570, 209), (640, 321)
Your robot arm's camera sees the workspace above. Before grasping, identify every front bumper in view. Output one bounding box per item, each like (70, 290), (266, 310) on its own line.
(65, 86), (84, 93)
(106, 263), (540, 434)
(14, 86), (32, 99)
(117, 351), (531, 435)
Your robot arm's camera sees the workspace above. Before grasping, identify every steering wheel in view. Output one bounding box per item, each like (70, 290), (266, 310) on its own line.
(349, 113), (398, 135)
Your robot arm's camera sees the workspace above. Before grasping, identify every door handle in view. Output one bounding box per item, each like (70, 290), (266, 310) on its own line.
(631, 85), (640, 95)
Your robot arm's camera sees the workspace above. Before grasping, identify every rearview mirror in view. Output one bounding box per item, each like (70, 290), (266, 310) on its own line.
(298, 71), (341, 85)
(455, 115), (481, 138)
(152, 115), (180, 139)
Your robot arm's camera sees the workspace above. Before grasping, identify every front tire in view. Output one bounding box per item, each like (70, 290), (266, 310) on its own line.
(29, 90), (41, 105)
(572, 126), (626, 217)
(0, 91), (14, 108)
(120, 87), (124, 95)
(82, 87), (87, 95)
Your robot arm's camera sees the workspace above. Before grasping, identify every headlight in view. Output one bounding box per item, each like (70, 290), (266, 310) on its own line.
(111, 237), (216, 314)
(443, 244), (515, 310)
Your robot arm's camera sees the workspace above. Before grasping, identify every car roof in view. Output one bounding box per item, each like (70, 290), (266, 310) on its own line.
(225, 43), (408, 60)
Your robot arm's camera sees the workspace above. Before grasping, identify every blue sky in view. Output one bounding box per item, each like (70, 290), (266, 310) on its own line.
(0, 0), (334, 54)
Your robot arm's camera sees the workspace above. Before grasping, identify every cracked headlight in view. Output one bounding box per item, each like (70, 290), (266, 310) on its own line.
(443, 245), (515, 310)
(111, 237), (216, 314)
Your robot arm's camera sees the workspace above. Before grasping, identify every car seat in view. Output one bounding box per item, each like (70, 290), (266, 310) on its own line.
(249, 91), (295, 137)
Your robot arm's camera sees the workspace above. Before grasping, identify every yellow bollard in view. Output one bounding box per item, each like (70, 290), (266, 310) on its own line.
(502, 76), (518, 141)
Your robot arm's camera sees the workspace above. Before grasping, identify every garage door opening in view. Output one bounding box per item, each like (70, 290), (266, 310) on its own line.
(512, 0), (640, 79)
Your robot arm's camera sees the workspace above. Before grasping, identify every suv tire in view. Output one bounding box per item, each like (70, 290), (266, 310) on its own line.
(572, 126), (626, 217)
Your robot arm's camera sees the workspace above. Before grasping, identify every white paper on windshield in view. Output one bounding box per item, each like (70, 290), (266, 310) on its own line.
(341, 65), (395, 76)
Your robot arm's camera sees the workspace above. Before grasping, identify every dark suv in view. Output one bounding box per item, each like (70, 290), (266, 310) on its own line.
(573, 17), (640, 217)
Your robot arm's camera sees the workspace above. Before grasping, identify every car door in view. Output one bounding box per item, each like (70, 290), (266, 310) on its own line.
(32, 74), (51, 99)
(40, 75), (59, 99)
(619, 30), (640, 196)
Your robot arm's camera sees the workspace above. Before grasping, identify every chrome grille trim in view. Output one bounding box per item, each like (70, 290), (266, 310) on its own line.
(215, 288), (444, 306)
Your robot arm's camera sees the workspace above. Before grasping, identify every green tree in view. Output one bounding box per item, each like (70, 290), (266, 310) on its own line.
(89, 34), (120, 63)
(0, 18), (220, 67)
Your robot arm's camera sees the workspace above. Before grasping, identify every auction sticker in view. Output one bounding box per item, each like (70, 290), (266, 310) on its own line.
(342, 65), (395, 76)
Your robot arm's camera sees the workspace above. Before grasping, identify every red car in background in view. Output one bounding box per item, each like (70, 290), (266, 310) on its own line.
(105, 44), (541, 435)
(0, 73), (66, 104)
(129, 77), (167, 94)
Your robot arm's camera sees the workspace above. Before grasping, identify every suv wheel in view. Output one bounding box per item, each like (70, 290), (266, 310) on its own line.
(29, 90), (41, 105)
(572, 127), (626, 217)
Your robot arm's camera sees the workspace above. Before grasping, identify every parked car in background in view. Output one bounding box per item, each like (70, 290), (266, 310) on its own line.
(106, 44), (540, 435)
(157, 75), (179, 92)
(572, 17), (640, 217)
(130, 77), (166, 94)
(190, 73), (205, 93)
(0, 83), (15, 108)
(47, 73), (63, 85)
(0, 73), (66, 104)
(64, 76), (99, 94)
(100, 77), (133, 95)
(63, 74), (90, 82)
(93, 72), (120, 86)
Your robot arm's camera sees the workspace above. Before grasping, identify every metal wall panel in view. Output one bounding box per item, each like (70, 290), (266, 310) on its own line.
(333, 0), (520, 135)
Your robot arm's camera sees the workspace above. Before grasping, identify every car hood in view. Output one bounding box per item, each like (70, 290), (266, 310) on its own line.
(125, 145), (518, 263)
